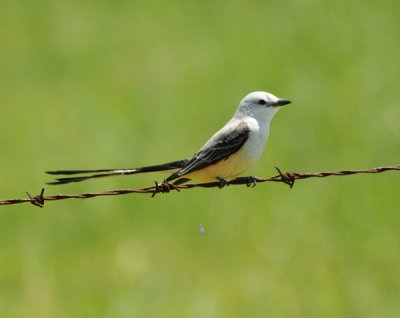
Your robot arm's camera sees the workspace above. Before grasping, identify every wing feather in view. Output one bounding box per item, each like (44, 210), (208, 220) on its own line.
(167, 121), (250, 181)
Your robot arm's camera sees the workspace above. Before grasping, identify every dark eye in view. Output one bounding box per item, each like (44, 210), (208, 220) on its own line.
(258, 99), (267, 105)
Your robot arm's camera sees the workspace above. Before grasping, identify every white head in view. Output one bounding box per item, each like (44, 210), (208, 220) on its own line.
(234, 91), (291, 123)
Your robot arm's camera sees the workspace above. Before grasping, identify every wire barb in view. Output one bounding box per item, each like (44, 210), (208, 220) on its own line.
(25, 188), (46, 208)
(152, 181), (180, 197)
(275, 167), (296, 188)
(0, 164), (399, 207)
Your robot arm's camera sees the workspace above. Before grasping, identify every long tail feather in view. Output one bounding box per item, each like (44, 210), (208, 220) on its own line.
(46, 160), (188, 185)
(46, 169), (126, 175)
(47, 170), (138, 185)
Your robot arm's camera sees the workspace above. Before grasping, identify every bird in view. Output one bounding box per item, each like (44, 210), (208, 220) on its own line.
(46, 91), (291, 186)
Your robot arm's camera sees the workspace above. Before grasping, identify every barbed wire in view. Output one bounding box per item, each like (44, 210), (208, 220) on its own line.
(1, 165), (399, 208)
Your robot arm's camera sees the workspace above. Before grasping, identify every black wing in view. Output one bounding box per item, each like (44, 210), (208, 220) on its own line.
(167, 121), (250, 181)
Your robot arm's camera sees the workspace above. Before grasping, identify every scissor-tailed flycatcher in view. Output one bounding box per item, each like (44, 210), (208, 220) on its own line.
(47, 91), (291, 185)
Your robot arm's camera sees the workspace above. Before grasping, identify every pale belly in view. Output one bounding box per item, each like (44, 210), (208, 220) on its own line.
(185, 131), (268, 182)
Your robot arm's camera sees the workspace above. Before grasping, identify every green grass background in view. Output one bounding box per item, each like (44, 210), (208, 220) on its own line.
(1, 0), (400, 317)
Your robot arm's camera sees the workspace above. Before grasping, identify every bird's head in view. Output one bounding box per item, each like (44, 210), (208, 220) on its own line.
(235, 91), (292, 122)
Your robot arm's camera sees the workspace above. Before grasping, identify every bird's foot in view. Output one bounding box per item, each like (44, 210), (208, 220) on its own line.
(216, 177), (229, 189)
(229, 176), (257, 187)
(245, 176), (257, 187)
(275, 167), (295, 188)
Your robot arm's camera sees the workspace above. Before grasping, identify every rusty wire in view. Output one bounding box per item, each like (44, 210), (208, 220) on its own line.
(0, 165), (399, 208)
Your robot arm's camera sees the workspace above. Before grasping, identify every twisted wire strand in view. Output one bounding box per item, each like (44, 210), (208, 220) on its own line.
(1, 165), (399, 207)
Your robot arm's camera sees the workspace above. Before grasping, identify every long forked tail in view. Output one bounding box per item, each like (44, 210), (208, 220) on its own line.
(46, 160), (188, 185)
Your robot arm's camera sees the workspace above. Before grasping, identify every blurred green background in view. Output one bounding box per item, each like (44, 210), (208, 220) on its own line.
(1, 0), (400, 317)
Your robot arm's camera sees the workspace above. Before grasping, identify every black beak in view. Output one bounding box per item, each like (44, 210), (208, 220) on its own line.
(273, 99), (292, 107)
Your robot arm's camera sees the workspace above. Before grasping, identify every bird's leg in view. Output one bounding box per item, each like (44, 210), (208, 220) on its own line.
(245, 176), (257, 187)
(216, 177), (229, 189)
(231, 176), (257, 187)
